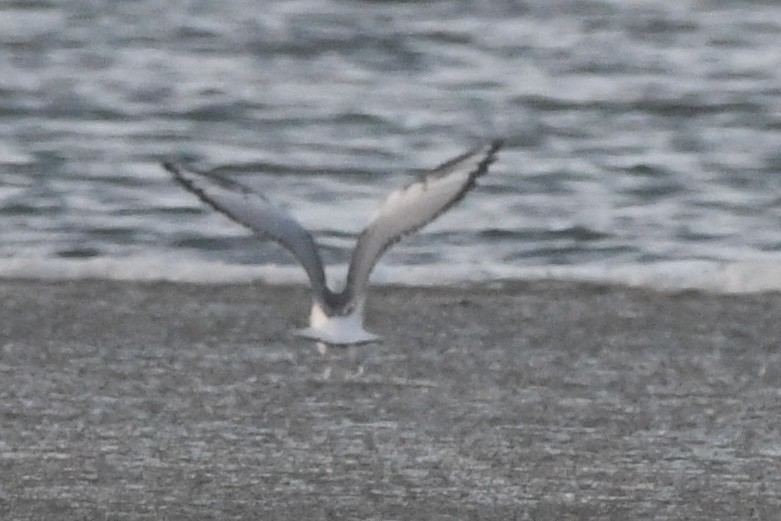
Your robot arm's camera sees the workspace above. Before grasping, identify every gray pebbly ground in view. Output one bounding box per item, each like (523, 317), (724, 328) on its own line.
(1, 279), (780, 520)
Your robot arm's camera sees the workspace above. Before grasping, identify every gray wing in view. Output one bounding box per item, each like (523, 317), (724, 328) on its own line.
(343, 140), (503, 304)
(163, 162), (331, 303)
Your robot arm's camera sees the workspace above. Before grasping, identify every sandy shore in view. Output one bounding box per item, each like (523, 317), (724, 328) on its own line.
(1, 278), (780, 519)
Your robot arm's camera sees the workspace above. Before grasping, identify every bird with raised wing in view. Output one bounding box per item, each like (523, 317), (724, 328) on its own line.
(163, 140), (503, 345)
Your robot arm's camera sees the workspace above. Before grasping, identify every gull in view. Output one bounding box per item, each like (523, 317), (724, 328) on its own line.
(163, 140), (503, 345)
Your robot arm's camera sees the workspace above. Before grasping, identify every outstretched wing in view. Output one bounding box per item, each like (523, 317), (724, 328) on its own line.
(343, 140), (503, 303)
(163, 162), (331, 302)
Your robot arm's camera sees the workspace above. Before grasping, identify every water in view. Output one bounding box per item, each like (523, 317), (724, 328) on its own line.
(2, 0), (781, 291)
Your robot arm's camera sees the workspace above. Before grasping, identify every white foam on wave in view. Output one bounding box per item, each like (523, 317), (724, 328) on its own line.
(1, 255), (781, 294)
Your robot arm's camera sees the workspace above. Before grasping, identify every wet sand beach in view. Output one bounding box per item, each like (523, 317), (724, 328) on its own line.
(1, 279), (780, 519)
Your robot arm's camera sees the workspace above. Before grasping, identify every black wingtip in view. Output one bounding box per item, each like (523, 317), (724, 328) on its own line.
(473, 139), (504, 167)
(478, 139), (504, 170)
(485, 139), (504, 159)
(161, 161), (178, 175)
(162, 161), (192, 187)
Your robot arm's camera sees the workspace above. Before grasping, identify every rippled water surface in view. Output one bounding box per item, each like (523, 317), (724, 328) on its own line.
(2, 0), (781, 285)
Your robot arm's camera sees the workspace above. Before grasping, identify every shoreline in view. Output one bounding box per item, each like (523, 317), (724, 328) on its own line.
(3, 255), (781, 294)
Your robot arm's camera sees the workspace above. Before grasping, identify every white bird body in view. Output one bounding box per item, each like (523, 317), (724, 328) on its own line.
(163, 140), (503, 345)
(295, 299), (380, 345)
